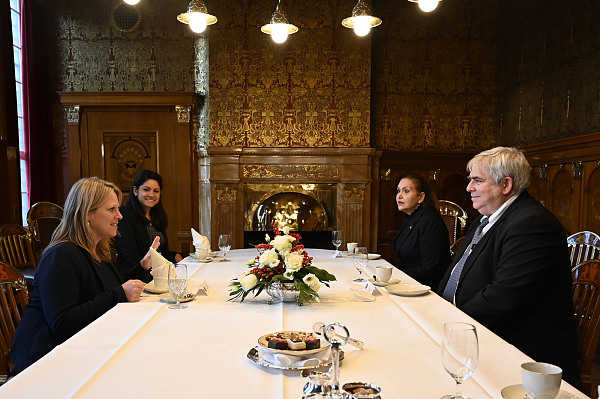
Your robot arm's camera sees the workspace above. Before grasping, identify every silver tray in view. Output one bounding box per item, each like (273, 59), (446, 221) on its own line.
(247, 346), (344, 371)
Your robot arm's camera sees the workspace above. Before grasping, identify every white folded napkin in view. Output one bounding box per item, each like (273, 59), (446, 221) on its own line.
(348, 288), (376, 302)
(191, 228), (210, 251)
(149, 247), (172, 291)
(257, 346), (331, 368)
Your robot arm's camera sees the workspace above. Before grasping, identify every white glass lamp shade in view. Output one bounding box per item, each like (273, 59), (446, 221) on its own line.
(408, 0), (441, 13)
(177, 0), (218, 33)
(342, 0), (382, 36)
(261, 1), (298, 44)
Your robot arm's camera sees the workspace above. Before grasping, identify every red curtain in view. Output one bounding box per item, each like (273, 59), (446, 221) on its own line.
(21, 0), (58, 205)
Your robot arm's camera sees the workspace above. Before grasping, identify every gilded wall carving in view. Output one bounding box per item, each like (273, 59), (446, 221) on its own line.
(242, 165), (339, 179)
(208, 0), (371, 148)
(371, 0), (498, 151)
(216, 185), (237, 203)
(343, 184), (366, 202)
(56, 0), (196, 92)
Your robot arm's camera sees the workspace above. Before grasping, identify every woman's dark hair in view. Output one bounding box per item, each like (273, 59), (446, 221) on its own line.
(127, 170), (168, 231)
(397, 172), (439, 211)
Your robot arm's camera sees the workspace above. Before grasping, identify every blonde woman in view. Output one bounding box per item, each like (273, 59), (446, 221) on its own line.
(10, 177), (158, 373)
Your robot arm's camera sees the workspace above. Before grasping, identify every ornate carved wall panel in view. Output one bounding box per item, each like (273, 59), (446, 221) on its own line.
(56, 0), (196, 92)
(585, 165), (600, 235)
(208, 0), (371, 148)
(499, 0), (600, 145)
(371, 1), (498, 151)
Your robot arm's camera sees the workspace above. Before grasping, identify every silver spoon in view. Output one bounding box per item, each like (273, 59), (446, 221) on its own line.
(312, 322), (364, 350)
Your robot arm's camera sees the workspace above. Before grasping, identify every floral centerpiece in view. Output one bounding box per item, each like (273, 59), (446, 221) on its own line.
(229, 225), (336, 304)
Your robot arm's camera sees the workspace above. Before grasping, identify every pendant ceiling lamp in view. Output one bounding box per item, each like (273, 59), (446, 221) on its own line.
(342, 0), (381, 37)
(261, 0), (298, 44)
(177, 0), (218, 34)
(408, 0), (441, 13)
(122, 0), (140, 4)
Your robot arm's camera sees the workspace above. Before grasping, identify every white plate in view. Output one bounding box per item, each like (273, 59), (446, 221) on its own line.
(258, 331), (330, 356)
(367, 253), (381, 260)
(159, 292), (195, 303)
(500, 384), (579, 399)
(143, 282), (168, 294)
(368, 278), (400, 287)
(385, 283), (430, 296)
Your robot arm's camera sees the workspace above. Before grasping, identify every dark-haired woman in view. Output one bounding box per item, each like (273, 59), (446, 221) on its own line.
(392, 173), (451, 287)
(115, 170), (183, 279)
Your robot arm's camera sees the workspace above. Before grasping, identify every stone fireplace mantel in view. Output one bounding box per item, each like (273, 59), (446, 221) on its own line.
(205, 147), (379, 251)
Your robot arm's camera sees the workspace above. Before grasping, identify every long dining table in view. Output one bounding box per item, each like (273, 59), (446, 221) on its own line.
(0, 248), (588, 398)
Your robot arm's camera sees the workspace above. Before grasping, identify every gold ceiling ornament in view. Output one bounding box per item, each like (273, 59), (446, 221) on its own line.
(341, 0), (381, 37)
(408, 0), (442, 13)
(177, 0), (218, 34)
(260, 0), (298, 44)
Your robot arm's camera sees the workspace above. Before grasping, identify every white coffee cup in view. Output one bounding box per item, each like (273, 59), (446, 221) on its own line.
(521, 362), (562, 399)
(375, 265), (393, 283)
(347, 242), (358, 254)
(195, 247), (209, 260)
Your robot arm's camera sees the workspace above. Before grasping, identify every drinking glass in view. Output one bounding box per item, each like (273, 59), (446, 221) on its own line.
(218, 234), (232, 262)
(168, 264), (188, 310)
(441, 322), (479, 399)
(352, 247), (369, 282)
(332, 230), (343, 258)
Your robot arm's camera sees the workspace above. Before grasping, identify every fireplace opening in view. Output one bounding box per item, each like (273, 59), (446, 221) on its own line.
(243, 183), (337, 249)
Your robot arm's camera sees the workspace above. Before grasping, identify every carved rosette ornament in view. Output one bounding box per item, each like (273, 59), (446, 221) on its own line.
(242, 165), (339, 179)
(66, 106), (80, 124)
(216, 185), (237, 203)
(175, 105), (191, 124)
(343, 184), (366, 203)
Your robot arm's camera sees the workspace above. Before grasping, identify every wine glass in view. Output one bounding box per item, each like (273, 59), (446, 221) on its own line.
(352, 247), (369, 282)
(218, 234), (232, 262)
(332, 230), (343, 258)
(167, 264), (188, 310)
(441, 322), (479, 399)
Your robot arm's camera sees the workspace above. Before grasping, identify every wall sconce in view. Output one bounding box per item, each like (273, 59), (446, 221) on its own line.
(123, 0), (140, 4)
(261, 0), (298, 44)
(408, 0), (441, 13)
(177, 0), (217, 34)
(342, 0), (381, 37)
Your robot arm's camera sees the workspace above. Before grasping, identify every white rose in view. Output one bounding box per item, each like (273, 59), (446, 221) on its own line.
(272, 235), (294, 253)
(285, 251), (304, 272)
(303, 273), (319, 288)
(240, 273), (258, 291)
(259, 249), (280, 266)
(265, 234), (271, 242)
(282, 226), (290, 235)
(246, 258), (257, 266)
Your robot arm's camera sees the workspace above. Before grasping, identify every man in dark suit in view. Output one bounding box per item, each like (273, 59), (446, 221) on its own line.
(438, 146), (580, 385)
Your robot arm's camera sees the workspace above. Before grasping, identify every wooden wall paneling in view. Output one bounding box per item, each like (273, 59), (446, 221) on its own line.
(583, 162), (600, 235)
(549, 165), (576, 235)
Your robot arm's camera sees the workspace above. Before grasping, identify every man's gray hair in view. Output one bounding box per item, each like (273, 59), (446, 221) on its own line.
(467, 146), (530, 194)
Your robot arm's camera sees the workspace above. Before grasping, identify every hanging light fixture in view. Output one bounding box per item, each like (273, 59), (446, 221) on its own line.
(177, 0), (218, 34)
(342, 0), (381, 37)
(408, 0), (441, 13)
(261, 0), (298, 44)
(122, 0), (141, 5)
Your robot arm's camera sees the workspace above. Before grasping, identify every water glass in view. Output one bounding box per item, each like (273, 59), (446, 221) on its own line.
(332, 230), (343, 258)
(168, 264), (188, 309)
(353, 247), (368, 282)
(218, 234), (232, 262)
(441, 322), (479, 399)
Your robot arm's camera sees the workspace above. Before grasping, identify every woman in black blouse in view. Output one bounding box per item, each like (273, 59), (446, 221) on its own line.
(392, 173), (451, 287)
(115, 170), (182, 278)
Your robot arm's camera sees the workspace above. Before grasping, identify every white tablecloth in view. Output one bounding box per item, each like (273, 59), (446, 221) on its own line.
(0, 249), (588, 398)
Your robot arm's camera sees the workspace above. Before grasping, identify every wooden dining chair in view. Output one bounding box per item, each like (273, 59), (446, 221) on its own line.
(0, 224), (37, 293)
(450, 236), (465, 260)
(438, 200), (468, 246)
(0, 261), (28, 385)
(568, 231), (600, 270)
(26, 201), (63, 259)
(572, 259), (600, 396)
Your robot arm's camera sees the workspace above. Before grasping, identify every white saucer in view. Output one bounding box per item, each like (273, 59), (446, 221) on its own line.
(368, 278), (400, 287)
(501, 384), (579, 399)
(159, 292), (195, 303)
(385, 283), (430, 296)
(143, 282), (168, 294)
(367, 253), (381, 260)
